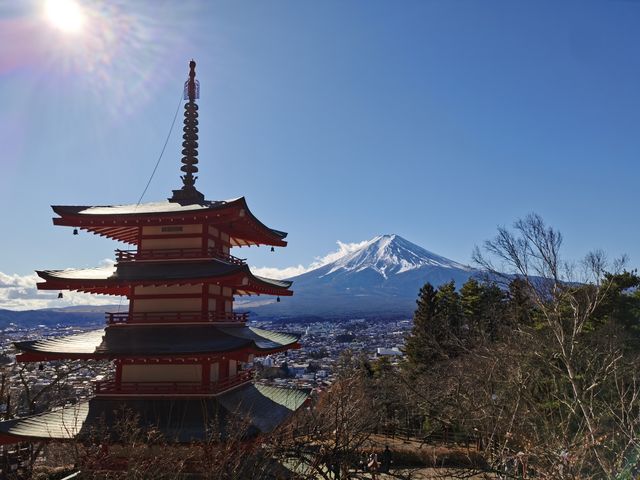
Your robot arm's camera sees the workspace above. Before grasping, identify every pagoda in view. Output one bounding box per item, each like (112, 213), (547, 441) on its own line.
(0, 61), (307, 445)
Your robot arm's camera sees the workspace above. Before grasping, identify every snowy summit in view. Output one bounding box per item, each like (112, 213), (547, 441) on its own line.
(321, 234), (472, 279)
(243, 234), (479, 317)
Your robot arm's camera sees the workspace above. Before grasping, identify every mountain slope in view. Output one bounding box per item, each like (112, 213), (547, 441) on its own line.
(320, 234), (471, 278)
(245, 234), (478, 318)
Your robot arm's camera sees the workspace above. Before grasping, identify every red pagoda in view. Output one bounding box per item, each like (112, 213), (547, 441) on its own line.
(0, 61), (307, 445)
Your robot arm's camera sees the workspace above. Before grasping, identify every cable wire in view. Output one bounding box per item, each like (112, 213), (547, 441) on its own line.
(136, 90), (184, 206)
(119, 89), (183, 313)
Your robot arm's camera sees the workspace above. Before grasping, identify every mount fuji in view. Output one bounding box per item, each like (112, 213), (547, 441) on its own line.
(245, 234), (479, 318)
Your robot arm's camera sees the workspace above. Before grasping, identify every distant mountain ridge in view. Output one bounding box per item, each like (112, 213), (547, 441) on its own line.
(242, 234), (479, 318)
(0, 305), (123, 329)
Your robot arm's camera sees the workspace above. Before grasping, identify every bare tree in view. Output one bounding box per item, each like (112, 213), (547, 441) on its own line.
(280, 374), (380, 479)
(467, 213), (639, 477)
(71, 403), (289, 480)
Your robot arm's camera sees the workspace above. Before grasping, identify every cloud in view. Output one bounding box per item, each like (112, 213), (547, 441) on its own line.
(310, 239), (371, 268)
(251, 238), (371, 280)
(250, 265), (309, 280)
(0, 259), (120, 311)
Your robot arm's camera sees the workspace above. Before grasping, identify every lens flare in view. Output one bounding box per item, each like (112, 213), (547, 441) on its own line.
(1, 1), (205, 117)
(44, 0), (86, 34)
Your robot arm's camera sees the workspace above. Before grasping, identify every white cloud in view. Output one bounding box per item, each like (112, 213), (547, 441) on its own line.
(0, 258), (121, 311)
(310, 239), (371, 268)
(251, 239), (371, 280)
(250, 265), (309, 279)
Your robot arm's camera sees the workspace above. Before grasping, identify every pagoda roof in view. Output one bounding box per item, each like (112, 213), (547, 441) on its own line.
(51, 197), (288, 247)
(36, 260), (292, 297)
(53, 200), (230, 216)
(15, 325), (299, 360)
(0, 384), (308, 444)
(0, 403), (88, 444)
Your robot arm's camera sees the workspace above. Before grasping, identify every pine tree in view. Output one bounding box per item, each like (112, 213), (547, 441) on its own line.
(508, 278), (534, 327)
(404, 281), (468, 369)
(460, 278), (484, 339)
(460, 278), (508, 343)
(435, 281), (463, 354)
(404, 283), (440, 368)
(479, 282), (507, 341)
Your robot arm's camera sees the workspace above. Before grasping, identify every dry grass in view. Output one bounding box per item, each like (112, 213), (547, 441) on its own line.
(364, 435), (488, 470)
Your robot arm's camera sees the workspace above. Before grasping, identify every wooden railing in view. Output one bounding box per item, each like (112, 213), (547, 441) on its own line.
(115, 248), (246, 265)
(106, 311), (248, 325)
(94, 370), (254, 396)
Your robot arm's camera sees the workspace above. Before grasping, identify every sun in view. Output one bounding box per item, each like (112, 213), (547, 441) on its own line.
(44, 0), (86, 34)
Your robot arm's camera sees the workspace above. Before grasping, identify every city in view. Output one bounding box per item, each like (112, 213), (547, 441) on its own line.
(0, 316), (410, 417)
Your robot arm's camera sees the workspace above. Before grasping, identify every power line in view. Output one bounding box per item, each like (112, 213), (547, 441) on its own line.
(136, 90), (184, 206)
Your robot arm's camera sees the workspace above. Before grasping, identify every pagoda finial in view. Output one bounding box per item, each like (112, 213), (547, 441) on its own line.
(170, 59), (205, 205)
(187, 59), (198, 101)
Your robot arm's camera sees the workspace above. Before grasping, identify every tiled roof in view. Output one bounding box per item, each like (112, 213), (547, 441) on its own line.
(36, 261), (292, 291)
(16, 326), (299, 357)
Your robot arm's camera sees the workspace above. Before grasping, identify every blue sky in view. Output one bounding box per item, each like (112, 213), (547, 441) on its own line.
(1, 0), (639, 308)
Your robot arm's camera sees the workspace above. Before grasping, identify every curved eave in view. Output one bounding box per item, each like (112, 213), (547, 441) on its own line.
(35, 262), (293, 297)
(15, 326), (300, 362)
(240, 273), (293, 297)
(0, 403), (89, 444)
(51, 197), (287, 247)
(15, 329), (106, 361)
(232, 197), (288, 247)
(226, 327), (301, 352)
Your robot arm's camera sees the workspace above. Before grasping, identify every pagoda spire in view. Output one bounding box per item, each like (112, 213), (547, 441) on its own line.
(170, 59), (205, 204)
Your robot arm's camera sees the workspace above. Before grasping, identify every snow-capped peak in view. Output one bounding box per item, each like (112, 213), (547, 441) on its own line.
(321, 234), (472, 279)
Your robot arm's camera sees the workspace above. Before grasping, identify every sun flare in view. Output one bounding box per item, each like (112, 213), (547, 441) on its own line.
(44, 0), (86, 34)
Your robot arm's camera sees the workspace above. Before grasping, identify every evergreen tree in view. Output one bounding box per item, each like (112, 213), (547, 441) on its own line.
(592, 271), (640, 336)
(460, 278), (484, 339)
(460, 278), (483, 318)
(404, 283), (440, 368)
(405, 281), (471, 369)
(507, 278), (535, 327)
(479, 282), (507, 341)
(435, 281), (463, 354)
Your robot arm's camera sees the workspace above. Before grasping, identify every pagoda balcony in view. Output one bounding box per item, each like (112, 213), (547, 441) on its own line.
(106, 311), (248, 325)
(94, 370), (254, 396)
(115, 248), (246, 265)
